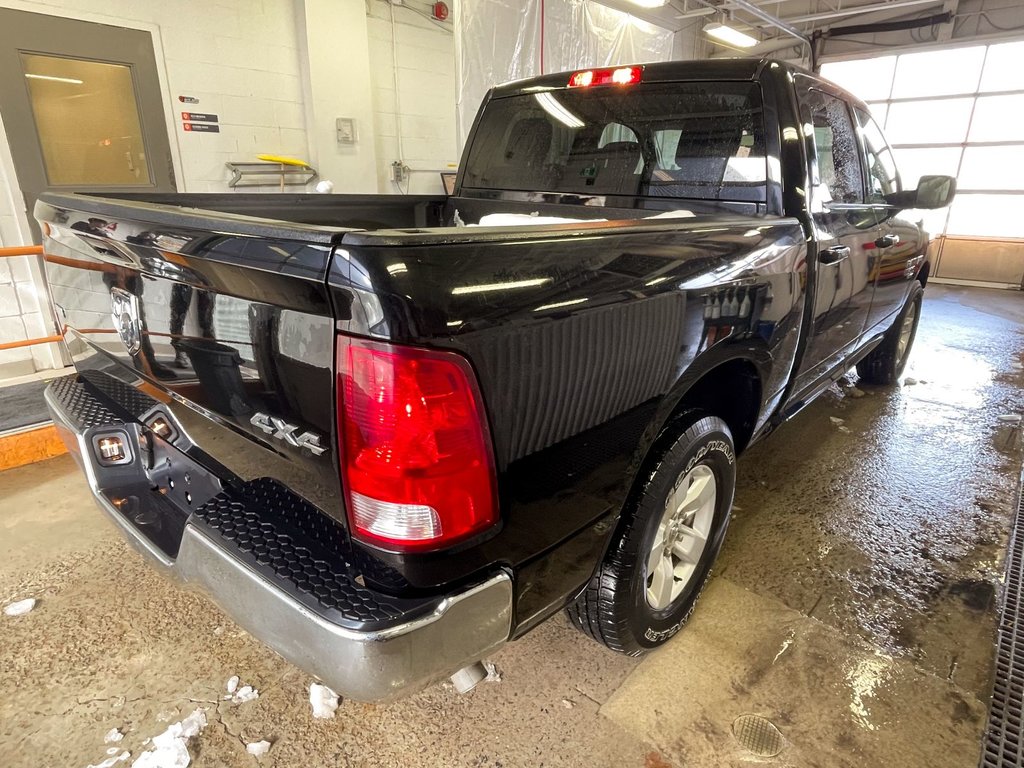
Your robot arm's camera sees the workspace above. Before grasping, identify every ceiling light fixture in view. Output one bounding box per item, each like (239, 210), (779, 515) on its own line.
(624, 0), (668, 8)
(24, 73), (84, 85)
(703, 22), (759, 49)
(534, 92), (585, 129)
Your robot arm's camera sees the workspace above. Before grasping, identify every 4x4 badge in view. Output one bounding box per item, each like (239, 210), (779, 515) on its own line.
(250, 412), (327, 456)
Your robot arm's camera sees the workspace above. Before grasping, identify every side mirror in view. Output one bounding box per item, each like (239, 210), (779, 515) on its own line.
(914, 174), (957, 209)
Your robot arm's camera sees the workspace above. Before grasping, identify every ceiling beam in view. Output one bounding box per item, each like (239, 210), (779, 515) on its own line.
(728, 0), (812, 46)
(744, 0), (945, 28)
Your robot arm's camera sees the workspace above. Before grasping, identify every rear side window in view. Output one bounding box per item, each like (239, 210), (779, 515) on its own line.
(461, 81), (767, 203)
(805, 89), (864, 204)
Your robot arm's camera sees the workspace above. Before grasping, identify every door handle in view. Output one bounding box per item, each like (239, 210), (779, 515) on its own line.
(818, 245), (851, 265)
(875, 233), (900, 249)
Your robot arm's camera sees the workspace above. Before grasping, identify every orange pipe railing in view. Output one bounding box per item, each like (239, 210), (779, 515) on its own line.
(0, 335), (63, 351)
(0, 244), (58, 351)
(0, 245), (42, 258)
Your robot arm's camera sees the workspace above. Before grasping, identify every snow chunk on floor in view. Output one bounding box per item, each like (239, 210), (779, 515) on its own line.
(231, 685), (258, 704)
(483, 661), (502, 683)
(225, 676), (239, 695)
(4, 598), (36, 616)
(132, 708), (207, 768)
(246, 740), (272, 757)
(87, 750), (130, 768)
(309, 683), (339, 719)
(104, 728), (124, 744)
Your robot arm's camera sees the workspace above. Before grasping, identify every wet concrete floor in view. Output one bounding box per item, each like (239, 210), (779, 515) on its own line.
(1, 284), (1021, 767)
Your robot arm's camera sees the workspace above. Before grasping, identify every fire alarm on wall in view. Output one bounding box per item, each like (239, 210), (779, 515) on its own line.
(432, 1), (449, 21)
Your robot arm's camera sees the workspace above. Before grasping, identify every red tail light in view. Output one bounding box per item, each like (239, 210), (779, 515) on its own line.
(336, 334), (498, 551)
(568, 66), (643, 88)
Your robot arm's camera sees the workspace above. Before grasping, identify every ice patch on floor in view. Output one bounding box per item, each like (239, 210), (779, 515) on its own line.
(222, 677), (257, 703)
(246, 740), (271, 757)
(132, 708), (207, 768)
(309, 683), (339, 719)
(4, 598), (36, 616)
(104, 728), (124, 744)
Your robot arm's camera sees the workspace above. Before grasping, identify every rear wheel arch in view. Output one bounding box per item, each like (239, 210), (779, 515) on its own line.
(650, 349), (768, 460)
(564, 349), (767, 618)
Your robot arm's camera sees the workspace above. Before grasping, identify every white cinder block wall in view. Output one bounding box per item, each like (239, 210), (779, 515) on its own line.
(0, 0), (458, 378)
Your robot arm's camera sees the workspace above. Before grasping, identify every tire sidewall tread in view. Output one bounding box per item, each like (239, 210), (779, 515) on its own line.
(568, 411), (736, 656)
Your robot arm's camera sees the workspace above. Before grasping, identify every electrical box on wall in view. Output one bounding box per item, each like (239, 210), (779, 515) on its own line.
(336, 118), (356, 144)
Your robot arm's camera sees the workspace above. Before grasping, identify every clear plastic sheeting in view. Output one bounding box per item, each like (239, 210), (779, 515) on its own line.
(543, 0), (674, 76)
(454, 0), (541, 144)
(455, 0), (673, 146)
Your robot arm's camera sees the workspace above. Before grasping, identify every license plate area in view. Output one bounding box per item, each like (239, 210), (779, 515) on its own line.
(95, 425), (223, 559)
(144, 432), (222, 516)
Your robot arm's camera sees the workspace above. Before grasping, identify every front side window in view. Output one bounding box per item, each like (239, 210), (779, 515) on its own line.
(461, 81), (767, 203)
(856, 107), (900, 202)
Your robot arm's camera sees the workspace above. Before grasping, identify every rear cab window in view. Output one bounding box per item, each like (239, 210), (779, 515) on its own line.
(461, 81), (768, 205)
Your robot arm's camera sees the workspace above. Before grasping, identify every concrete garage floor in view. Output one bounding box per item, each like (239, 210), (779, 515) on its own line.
(1, 284), (1022, 768)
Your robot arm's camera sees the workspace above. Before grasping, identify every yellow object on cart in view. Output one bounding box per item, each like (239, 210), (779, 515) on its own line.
(256, 154), (310, 167)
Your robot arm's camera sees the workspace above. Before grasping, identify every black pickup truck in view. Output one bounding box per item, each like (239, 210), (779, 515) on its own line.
(39, 58), (954, 701)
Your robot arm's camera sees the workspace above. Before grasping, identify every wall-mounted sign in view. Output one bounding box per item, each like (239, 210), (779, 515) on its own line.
(182, 112), (218, 123)
(183, 122), (219, 133)
(178, 95), (199, 104)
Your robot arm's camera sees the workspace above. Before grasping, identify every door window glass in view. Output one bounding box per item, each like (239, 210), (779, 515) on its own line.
(892, 146), (961, 189)
(884, 98), (973, 144)
(980, 41), (1024, 92)
(806, 89), (863, 204)
(969, 94), (1024, 142)
(855, 108), (900, 201)
(21, 53), (150, 186)
(819, 56), (896, 101)
(890, 46), (985, 98)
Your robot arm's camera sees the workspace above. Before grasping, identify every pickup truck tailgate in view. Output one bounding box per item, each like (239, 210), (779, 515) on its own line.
(37, 193), (345, 524)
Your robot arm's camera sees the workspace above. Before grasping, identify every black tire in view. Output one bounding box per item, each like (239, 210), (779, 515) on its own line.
(566, 411), (735, 656)
(856, 282), (923, 385)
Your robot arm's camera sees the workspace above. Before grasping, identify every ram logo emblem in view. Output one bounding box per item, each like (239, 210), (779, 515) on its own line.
(110, 287), (141, 355)
(250, 412), (327, 456)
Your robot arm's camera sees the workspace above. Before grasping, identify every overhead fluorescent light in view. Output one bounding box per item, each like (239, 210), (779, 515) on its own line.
(704, 22), (759, 49)
(452, 277), (550, 295)
(25, 73), (83, 85)
(533, 297), (588, 312)
(624, 0), (668, 7)
(534, 92), (584, 129)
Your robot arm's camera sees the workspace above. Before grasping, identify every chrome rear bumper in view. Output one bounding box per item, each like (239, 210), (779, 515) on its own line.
(45, 377), (512, 702)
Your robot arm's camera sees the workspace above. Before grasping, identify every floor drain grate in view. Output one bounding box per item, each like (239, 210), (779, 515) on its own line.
(732, 714), (784, 757)
(981, 470), (1024, 768)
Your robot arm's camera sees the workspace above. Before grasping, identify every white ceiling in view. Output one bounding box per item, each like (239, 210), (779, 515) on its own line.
(595, 0), (952, 36)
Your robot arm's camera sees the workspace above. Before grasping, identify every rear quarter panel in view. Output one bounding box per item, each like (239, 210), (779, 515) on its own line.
(330, 218), (807, 628)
